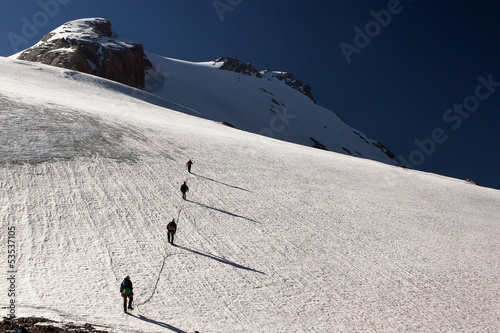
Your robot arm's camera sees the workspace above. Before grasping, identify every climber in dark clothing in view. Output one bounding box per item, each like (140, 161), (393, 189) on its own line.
(120, 276), (133, 312)
(186, 159), (194, 173)
(180, 181), (189, 200)
(167, 219), (177, 245)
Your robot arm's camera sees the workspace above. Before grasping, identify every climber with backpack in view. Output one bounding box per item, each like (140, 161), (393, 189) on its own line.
(180, 181), (189, 200)
(167, 218), (177, 245)
(120, 276), (134, 313)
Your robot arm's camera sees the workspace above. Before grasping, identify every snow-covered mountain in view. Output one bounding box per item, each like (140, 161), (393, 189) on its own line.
(12, 18), (398, 166)
(1, 52), (500, 332)
(13, 18), (151, 90)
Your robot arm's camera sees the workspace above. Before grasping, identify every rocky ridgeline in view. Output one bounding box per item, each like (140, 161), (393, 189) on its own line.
(16, 18), (152, 89)
(213, 57), (316, 103)
(264, 70), (316, 104)
(213, 56), (263, 78)
(16, 18), (314, 102)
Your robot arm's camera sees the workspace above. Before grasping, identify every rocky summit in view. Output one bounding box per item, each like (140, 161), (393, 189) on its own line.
(213, 56), (317, 103)
(16, 18), (152, 89)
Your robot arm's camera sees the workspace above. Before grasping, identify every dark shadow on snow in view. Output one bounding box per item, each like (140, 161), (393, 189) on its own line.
(126, 313), (184, 333)
(191, 172), (251, 192)
(188, 200), (260, 223)
(176, 245), (266, 275)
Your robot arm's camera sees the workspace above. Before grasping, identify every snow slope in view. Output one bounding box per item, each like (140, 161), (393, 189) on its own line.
(144, 52), (398, 165)
(10, 18), (399, 166)
(0, 57), (499, 332)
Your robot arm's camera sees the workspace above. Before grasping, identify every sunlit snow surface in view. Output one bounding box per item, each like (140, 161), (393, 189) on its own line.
(0, 58), (499, 332)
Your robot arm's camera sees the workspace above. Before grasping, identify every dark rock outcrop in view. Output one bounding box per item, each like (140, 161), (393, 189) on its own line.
(371, 141), (396, 160)
(213, 57), (262, 78)
(270, 71), (316, 104)
(466, 178), (479, 186)
(310, 137), (328, 150)
(213, 57), (316, 103)
(17, 18), (152, 89)
(0, 316), (110, 332)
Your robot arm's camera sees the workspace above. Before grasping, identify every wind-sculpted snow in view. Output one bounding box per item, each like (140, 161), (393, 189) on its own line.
(0, 58), (499, 332)
(0, 94), (145, 164)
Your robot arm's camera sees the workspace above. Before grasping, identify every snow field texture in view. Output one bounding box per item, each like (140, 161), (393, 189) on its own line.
(0, 58), (499, 332)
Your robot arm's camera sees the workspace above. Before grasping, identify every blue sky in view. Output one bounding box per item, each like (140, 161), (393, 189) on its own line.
(1, 0), (499, 189)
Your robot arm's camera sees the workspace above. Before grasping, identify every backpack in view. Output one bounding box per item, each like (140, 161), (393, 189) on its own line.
(122, 279), (132, 295)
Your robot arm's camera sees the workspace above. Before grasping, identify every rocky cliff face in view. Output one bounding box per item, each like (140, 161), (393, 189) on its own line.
(213, 57), (316, 103)
(16, 18), (152, 89)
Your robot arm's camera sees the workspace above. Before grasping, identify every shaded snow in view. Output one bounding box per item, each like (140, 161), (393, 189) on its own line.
(144, 52), (399, 165)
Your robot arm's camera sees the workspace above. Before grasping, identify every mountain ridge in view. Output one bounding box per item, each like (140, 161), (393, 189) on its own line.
(12, 17), (400, 166)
